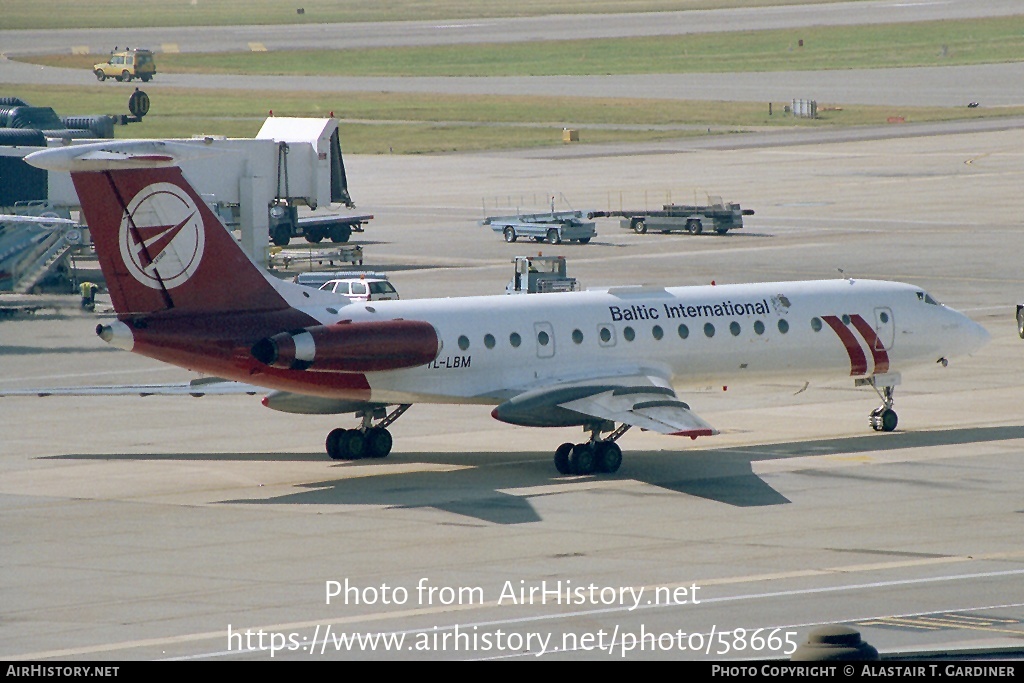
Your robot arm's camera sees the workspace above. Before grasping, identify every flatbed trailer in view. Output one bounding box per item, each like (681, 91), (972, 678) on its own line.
(268, 202), (373, 246)
(481, 210), (596, 245)
(595, 199), (753, 236)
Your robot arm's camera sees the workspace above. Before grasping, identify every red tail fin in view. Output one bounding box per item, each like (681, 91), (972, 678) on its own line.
(72, 166), (287, 317)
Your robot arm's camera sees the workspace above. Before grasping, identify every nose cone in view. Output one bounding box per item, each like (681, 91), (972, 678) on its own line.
(949, 314), (990, 358)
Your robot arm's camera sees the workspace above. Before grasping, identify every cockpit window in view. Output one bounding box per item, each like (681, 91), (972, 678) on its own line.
(916, 291), (940, 305)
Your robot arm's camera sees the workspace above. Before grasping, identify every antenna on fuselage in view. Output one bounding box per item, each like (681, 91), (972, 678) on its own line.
(838, 268), (854, 283)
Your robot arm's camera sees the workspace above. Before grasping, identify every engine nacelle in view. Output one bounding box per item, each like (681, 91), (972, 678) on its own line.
(251, 319), (439, 373)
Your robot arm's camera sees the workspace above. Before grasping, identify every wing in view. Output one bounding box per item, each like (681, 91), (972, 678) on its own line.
(491, 373), (718, 438)
(0, 377), (261, 398)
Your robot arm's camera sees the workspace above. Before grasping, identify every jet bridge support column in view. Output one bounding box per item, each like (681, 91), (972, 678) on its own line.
(239, 174), (269, 268)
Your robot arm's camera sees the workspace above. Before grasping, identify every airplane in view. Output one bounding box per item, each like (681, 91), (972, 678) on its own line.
(22, 140), (990, 475)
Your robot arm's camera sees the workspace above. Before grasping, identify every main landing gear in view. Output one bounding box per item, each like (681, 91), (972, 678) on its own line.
(869, 385), (898, 432)
(326, 404), (410, 460)
(553, 423), (631, 475)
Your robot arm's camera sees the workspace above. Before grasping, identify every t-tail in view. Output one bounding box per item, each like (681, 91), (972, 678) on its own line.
(25, 140), (292, 318)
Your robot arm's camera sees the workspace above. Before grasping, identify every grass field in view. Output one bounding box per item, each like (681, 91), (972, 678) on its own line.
(6, 84), (1022, 155)
(27, 16), (1024, 76)
(1, 0), (852, 30)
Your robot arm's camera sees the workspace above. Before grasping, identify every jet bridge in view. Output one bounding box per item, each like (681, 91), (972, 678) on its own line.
(0, 117), (367, 271)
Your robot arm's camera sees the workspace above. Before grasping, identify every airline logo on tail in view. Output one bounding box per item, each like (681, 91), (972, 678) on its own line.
(119, 182), (205, 289)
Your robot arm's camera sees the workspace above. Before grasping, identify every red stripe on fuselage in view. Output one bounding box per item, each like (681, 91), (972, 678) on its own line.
(849, 314), (890, 374)
(822, 315), (868, 376)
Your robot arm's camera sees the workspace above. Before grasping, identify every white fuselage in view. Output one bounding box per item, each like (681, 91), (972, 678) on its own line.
(290, 278), (987, 406)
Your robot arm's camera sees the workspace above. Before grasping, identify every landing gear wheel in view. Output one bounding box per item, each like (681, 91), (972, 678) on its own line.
(503, 226), (517, 243)
(326, 428), (347, 460)
(633, 219), (647, 234)
(546, 228), (561, 245)
(344, 429), (367, 459)
(594, 441), (622, 473)
(569, 443), (596, 475)
(554, 442), (574, 475)
(365, 427), (393, 458)
(871, 408), (898, 432)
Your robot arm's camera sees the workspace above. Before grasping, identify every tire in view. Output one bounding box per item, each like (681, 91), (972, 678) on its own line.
(595, 442), (622, 474)
(140, 74), (151, 82)
(304, 228), (324, 243)
(95, 70), (106, 82)
(633, 219), (647, 234)
(122, 70), (132, 82)
(503, 226), (517, 243)
(716, 227), (729, 235)
(569, 443), (596, 475)
(326, 428), (348, 460)
(880, 409), (898, 432)
(271, 224), (291, 246)
(329, 224), (351, 243)
(687, 220), (703, 235)
(344, 429), (367, 459)
(554, 443), (574, 475)
(546, 229), (561, 245)
(1017, 308), (1024, 339)
(365, 427), (392, 458)
(576, 237), (591, 244)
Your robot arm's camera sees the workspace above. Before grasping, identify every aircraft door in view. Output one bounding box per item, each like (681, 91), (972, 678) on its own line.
(874, 307), (895, 350)
(534, 322), (555, 358)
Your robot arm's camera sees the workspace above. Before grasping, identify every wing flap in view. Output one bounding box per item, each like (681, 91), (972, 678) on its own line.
(560, 387), (717, 438)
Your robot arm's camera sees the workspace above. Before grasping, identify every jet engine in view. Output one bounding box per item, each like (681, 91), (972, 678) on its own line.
(251, 319), (438, 372)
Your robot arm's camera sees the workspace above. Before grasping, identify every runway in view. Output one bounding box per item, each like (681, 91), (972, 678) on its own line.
(1, 0), (1023, 106)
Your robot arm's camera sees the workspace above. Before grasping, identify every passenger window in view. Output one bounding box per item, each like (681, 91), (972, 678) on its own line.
(754, 320), (765, 335)
(778, 319), (790, 334)
(652, 325), (663, 340)
(484, 333), (495, 349)
(678, 324), (689, 339)
(704, 323), (715, 338)
(623, 326), (635, 342)
(729, 321), (741, 336)
(811, 317), (822, 332)
(510, 332), (522, 348)
(572, 329), (583, 344)
(458, 335), (469, 351)
(537, 330), (550, 346)
(598, 324), (615, 347)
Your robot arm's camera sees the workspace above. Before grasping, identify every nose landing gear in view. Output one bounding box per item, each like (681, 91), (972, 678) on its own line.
(869, 385), (898, 432)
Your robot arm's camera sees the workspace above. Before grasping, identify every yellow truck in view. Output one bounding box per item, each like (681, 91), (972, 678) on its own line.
(93, 48), (156, 83)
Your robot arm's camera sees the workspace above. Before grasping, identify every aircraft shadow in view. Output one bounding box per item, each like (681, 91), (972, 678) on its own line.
(48, 426), (1024, 525)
